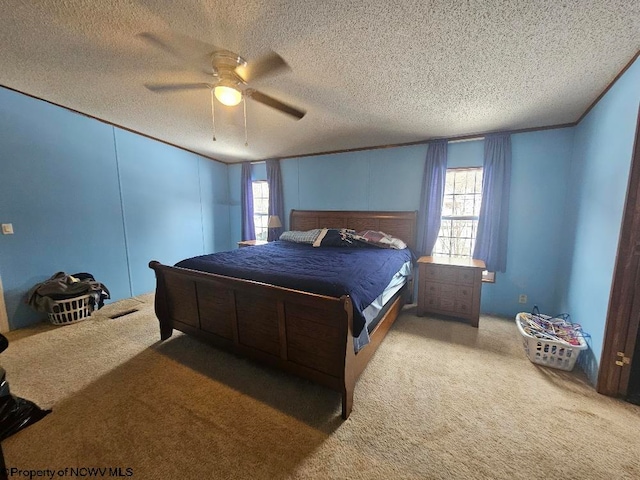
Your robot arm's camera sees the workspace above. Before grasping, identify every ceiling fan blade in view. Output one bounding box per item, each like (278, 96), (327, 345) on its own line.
(237, 51), (291, 83)
(246, 89), (306, 120)
(138, 32), (218, 70)
(145, 82), (212, 93)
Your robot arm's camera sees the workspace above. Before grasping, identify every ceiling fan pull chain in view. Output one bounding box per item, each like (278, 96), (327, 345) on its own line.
(210, 89), (217, 141)
(243, 96), (248, 147)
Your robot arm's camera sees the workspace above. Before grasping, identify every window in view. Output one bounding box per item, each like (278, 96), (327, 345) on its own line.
(252, 181), (269, 241)
(433, 167), (495, 282)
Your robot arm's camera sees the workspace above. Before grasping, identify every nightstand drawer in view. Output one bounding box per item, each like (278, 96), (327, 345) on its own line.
(422, 265), (458, 284)
(455, 286), (473, 317)
(439, 284), (457, 311)
(456, 269), (476, 286)
(456, 286), (473, 302)
(422, 281), (440, 298)
(455, 300), (472, 316)
(421, 282), (456, 313)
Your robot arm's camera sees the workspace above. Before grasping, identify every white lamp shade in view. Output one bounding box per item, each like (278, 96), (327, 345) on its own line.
(267, 215), (282, 228)
(214, 85), (242, 106)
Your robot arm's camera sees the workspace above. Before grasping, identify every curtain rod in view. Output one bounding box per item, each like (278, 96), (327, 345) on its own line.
(447, 136), (485, 144)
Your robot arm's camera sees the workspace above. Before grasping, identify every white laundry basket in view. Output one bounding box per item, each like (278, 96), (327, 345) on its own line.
(47, 294), (93, 325)
(516, 312), (587, 371)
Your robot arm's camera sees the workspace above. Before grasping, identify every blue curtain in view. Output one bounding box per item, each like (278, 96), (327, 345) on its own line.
(241, 162), (256, 241)
(417, 140), (448, 255)
(266, 159), (285, 241)
(473, 133), (512, 272)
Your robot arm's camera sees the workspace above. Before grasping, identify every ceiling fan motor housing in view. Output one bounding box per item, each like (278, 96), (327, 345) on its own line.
(211, 50), (247, 86)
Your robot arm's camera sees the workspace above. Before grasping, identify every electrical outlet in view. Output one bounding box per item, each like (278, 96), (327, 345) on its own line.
(518, 294), (527, 304)
(1, 224), (13, 235)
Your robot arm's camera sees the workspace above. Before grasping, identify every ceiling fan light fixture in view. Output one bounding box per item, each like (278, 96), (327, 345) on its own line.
(214, 85), (242, 106)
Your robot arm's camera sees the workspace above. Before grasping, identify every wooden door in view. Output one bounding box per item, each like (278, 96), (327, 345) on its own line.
(598, 106), (640, 396)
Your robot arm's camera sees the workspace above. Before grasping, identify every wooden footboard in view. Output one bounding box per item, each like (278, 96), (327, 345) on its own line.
(149, 260), (407, 419)
(149, 209), (416, 419)
(150, 260), (357, 417)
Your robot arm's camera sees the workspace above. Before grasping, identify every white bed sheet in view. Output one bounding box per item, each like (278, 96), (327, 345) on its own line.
(354, 261), (412, 352)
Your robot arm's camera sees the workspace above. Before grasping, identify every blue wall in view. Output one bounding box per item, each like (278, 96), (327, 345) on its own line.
(229, 147), (426, 244)
(557, 57), (640, 383)
(0, 87), (231, 329)
(259, 132), (574, 317)
(280, 146), (427, 218)
(482, 129), (574, 316)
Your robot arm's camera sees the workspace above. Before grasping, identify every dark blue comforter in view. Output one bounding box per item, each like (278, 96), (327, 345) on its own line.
(175, 241), (413, 337)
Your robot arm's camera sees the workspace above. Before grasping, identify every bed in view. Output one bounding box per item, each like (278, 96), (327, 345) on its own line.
(149, 210), (417, 419)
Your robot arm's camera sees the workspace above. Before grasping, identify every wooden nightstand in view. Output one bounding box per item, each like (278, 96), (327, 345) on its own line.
(237, 240), (268, 248)
(417, 256), (485, 327)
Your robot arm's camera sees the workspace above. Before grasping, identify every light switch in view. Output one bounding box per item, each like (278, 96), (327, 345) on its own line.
(1, 224), (14, 235)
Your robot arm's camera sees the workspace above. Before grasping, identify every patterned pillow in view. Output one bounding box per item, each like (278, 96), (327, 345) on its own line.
(313, 228), (368, 247)
(355, 230), (407, 249)
(279, 229), (323, 244)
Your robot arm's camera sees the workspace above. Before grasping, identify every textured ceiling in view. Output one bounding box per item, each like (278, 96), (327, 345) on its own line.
(0, 1), (638, 163)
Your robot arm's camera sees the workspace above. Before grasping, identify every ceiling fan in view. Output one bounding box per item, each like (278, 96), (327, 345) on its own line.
(140, 31), (306, 144)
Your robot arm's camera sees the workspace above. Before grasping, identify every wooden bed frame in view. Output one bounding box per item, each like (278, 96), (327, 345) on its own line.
(149, 210), (417, 419)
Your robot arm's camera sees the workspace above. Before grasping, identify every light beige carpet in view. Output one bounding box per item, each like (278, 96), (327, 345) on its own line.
(2, 295), (639, 479)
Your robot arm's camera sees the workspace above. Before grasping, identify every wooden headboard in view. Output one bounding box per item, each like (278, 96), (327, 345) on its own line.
(289, 210), (418, 250)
